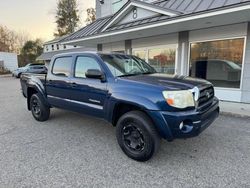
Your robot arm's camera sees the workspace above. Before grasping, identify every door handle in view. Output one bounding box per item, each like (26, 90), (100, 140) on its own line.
(47, 80), (53, 84)
(70, 82), (78, 88)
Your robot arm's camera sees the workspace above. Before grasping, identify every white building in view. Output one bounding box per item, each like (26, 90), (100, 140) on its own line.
(0, 52), (18, 71)
(59, 0), (250, 103)
(37, 35), (95, 64)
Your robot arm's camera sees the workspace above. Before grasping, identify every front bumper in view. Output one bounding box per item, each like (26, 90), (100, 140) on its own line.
(148, 97), (219, 141)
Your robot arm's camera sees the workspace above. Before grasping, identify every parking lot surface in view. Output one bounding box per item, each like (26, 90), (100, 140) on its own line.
(0, 77), (250, 188)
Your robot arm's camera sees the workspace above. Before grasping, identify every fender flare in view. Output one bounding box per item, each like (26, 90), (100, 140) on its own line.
(109, 92), (160, 111)
(107, 92), (172, 137)
(26, 76), (49, 110)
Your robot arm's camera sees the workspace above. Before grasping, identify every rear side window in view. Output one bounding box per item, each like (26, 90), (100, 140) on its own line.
(52, 57), (72, 77)
(32, 66), (44, 69)
(74, 56), (101, 78)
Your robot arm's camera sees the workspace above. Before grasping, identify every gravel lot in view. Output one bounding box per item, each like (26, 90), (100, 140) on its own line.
(0, 77), (250, 188)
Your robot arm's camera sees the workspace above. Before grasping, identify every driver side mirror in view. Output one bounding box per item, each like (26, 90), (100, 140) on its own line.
(85, 69), (106, 82)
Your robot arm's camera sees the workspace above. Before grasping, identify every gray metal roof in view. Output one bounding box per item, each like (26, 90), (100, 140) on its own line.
(154, 0), (250, 14)
(61, 0), (250, 43)
(44, 35), (69, 45)
(105, 14), (170, 32)
(62, 16), (112, 42)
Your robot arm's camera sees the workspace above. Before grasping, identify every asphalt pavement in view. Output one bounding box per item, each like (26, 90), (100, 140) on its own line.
(0, 77), (250, 188)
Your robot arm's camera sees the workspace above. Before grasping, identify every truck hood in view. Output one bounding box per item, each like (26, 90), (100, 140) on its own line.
(119, 73), (212, 90)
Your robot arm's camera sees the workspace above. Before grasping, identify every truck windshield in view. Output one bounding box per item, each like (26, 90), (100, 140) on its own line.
(100, 54), (156, 77)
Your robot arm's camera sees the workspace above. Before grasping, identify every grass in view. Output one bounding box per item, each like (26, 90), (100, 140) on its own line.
(0, 68), (11, 75)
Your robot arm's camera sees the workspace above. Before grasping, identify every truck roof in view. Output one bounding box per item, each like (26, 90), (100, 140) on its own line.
(51, 51), (131, 59)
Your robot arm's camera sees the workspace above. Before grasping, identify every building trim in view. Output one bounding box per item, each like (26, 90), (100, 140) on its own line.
(101, 0), (180, 32)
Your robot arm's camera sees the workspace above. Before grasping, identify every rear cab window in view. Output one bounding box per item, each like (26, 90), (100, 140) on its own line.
(52, 57), (72, 77)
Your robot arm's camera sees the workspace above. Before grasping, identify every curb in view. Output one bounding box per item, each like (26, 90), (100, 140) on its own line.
(220, 111), (250, 118)
(0, 74), (12, 78)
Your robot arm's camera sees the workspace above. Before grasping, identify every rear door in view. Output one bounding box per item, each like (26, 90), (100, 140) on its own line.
(68, 55), (108, 118)
(46, 56), (73, 109)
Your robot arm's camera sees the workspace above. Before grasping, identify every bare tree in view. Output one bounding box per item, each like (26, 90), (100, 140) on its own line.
(0, 25), (30, 54)
(86, 8), (96, 25)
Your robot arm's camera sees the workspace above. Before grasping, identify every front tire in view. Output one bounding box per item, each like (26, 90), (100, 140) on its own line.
(116, 111), (160, 162)
(30, 93), (50, 122)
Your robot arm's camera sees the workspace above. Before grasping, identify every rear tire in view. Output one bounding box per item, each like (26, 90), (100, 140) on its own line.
(116, 111), (160, 162)
(30, 93), (50, 122)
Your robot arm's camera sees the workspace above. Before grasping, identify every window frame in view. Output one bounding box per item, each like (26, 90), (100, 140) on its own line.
(51, 56), (73, 77)
(73, 55), (103, 80)
(188, 36), (247, 91)
(132, 44), (178, 74)
(112, 0), (124, 14)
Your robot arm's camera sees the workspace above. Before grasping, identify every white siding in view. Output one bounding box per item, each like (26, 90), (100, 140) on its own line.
(189, 23), (248, 42)
(132, 33), (178, 48)
(103, 41), (125, 52)
(44, 44), (78, 53)
(119, 7), (159, 25)
(241, 22), (250, 103)
(0, 52), (18, 71)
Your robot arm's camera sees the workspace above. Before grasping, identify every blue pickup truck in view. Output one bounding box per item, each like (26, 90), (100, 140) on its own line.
(20, 52), (219, 161)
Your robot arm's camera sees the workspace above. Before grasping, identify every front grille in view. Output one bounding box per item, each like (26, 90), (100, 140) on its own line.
(198, 86), (214, 107)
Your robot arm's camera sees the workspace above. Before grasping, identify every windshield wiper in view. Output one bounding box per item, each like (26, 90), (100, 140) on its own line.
(118, 72), (155, 77)
(117, 73), (142, 77)
(142, 72), (155, 75)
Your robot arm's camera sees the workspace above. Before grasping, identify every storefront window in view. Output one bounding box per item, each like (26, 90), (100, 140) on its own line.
(112, 0), (125, 13)
(133, 50), (146, 61)
(148, 46), (176, 74)
(190, 38), (244, 88)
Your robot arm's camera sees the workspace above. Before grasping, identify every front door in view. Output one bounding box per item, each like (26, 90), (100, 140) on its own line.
(68, 55), (108, 118)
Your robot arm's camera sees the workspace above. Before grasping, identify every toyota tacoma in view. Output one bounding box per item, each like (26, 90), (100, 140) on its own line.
(20, 52), (219, 161)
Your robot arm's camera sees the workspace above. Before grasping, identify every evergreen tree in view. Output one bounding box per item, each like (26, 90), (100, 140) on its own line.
(54, 0), (80, 37)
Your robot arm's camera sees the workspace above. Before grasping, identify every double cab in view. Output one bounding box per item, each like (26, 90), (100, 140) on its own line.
(20, 52), (219, 161)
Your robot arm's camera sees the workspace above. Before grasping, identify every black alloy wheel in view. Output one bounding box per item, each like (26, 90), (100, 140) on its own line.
(116, 111), (160, 162)
(30, 93), (50, 122)
(122, 123), (145, 152)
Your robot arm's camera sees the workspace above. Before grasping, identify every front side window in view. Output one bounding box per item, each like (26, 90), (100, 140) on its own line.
(100, 54), (155, 77)
(74, 56), (101, 78)
(189, 38), (244, 88)
(52, 57), (72, 77)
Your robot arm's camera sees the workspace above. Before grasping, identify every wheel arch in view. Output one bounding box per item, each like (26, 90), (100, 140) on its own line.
(110, 100), (172, 140)
(27, 86), (49, 111)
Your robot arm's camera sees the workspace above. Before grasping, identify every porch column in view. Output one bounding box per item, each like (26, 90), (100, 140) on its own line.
(97, 44), (103, 51)
(241, 22), (250, 103)
(177, 31), (189, 75)
(125, 40), (132, 55)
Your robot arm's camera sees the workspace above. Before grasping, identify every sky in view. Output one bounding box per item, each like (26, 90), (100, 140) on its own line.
(0, 0), (95, 41)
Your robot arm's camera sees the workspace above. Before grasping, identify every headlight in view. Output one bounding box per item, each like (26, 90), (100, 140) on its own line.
(162, 90), (195, 109)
